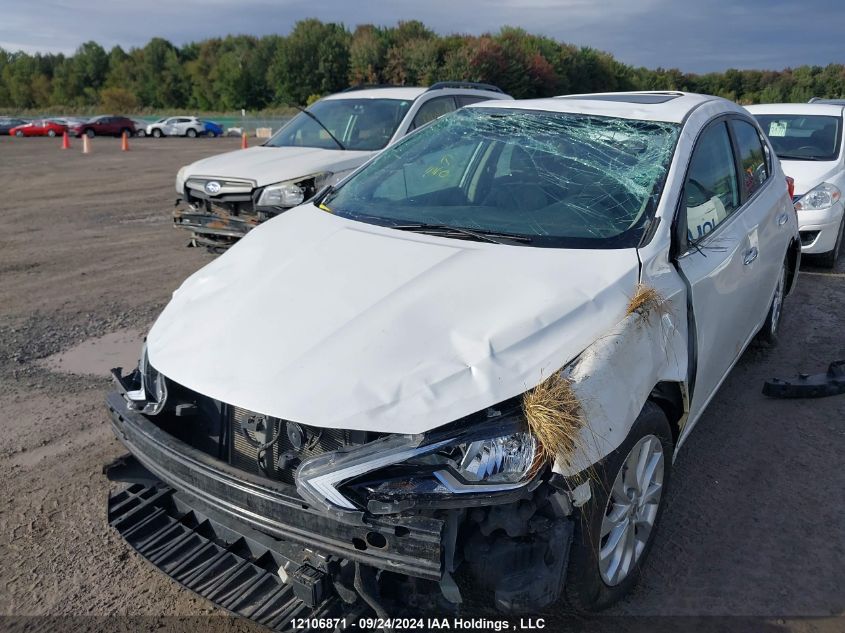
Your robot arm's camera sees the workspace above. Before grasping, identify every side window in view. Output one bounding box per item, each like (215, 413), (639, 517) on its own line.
(684, 121), (740, 244)
(732, 119), (769, 198)
(456, 95), (489, 107)
(409, 97), (456, 131)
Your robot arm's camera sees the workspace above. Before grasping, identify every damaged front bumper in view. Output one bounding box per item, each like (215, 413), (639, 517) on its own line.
(173, 202), (261, 250)
(105, 376), (576, 624)
(106, 390), (446, 582)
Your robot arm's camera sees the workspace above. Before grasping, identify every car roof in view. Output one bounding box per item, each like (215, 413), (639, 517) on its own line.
(467, 91), (738, 123)
(320, 85), (509, 102)
(745, 103), (845, 116)
(322, 87), (428, 101)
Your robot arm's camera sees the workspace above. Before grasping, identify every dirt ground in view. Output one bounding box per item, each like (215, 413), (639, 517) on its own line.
(0, 135), (843, 632)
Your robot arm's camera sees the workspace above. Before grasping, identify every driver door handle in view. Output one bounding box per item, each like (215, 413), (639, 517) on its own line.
(777, 213), (789, 226)
(743, 247), (759, 265)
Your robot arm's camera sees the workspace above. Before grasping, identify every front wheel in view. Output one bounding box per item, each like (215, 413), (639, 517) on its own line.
(15, 130), (23, 137)
(208, 131), (217, 138)
(85, 129), (95, 138)
(48, 130), (56, 137)
(564, 401), (672, 612)
(152, 128), (162, 138)
(136, 129), (146, 137)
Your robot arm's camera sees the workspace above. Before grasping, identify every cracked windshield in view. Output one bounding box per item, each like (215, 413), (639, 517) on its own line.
(324, 107), (680, 247)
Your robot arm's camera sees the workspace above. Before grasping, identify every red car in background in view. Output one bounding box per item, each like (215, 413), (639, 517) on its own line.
(9, 119), (67, 137)
(71, 115), (136, 138)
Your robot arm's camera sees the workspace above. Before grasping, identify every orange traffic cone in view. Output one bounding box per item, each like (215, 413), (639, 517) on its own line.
(61, 130), (70, 150)
(82, 134), (91, 154)
(121, 130), (130, 151)
(241, 132), (248, 149)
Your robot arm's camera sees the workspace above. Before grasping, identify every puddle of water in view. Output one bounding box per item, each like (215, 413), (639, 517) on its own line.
(40, 329), (143, 377)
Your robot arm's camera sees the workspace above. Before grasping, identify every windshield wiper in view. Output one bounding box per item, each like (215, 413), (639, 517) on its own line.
(292, 105), (345, 150)
(776, 153), (824, 161)
(390, 223), (533, 245)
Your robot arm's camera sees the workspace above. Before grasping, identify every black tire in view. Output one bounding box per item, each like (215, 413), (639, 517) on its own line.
(136, 129), (146, 138)
(85, 128), (95, 138)
(756, 257), (788, 345)
(152, 128), (163, 138)
(564, 401), (673, 612)
(208, 131), (217, 138)
(120, 128), (132, 138)
(15, 130), (23, 137)
(186, 128), (197, 138)
(816, 217), (844, 269)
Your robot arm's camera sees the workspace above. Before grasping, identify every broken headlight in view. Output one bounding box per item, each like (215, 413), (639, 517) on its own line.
(123, 343), (168, 415)
(295, 416), (542, 514)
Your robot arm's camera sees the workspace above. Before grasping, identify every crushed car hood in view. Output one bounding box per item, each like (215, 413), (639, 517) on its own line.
(779, 159), (840, 197)
(182, 145), (373, 185)
(147, 205), (640, 434)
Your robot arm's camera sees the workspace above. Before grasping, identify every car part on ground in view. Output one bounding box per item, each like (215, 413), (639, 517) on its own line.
(171, 84), (513, 251)
(107, 92), (801, 626)
(763, 360), (845, 398)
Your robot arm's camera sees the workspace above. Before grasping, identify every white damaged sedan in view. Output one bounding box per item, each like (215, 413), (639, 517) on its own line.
(106, 92), (800, 622)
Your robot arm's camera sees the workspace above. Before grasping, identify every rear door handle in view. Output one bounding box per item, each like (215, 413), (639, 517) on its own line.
(777, 213), (789, 226)
(743, 247), (759, 265)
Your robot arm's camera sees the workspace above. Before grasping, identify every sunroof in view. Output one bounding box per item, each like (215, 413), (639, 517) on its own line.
(558, 93), (682, 104)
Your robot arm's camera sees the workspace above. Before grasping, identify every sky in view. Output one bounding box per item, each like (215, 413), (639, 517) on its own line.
(2, 0), (844, 74)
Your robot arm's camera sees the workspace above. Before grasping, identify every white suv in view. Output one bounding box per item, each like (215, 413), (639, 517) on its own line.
(147, 116), (205, 138)
(172, 83), (512, 249)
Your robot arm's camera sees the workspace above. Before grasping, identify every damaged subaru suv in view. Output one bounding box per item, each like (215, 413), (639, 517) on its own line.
(106, 92), (800, 627)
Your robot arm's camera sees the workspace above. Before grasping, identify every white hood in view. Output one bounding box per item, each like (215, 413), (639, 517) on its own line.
(183, 146), (373, 186)
(147, 206), (639, 434)
(779, 159), (839, 196)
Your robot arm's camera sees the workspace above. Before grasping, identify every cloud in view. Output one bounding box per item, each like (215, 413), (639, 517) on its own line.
(1, 0), (842, 73)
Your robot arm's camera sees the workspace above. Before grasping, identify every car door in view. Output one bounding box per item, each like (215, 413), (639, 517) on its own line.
(675, 117), (772, 419)
(727, 117), (788, 326)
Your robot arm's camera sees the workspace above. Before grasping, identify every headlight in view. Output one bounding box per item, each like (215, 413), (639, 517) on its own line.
(795, 182), (841, 211)
(257, 180), (306, 208)
(295, 414), (543, 515)
(124, 343), (168, 415)
(175, 165), (188, 193)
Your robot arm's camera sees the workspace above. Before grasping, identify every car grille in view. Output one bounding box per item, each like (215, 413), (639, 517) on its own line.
(229, 406), (371, 485)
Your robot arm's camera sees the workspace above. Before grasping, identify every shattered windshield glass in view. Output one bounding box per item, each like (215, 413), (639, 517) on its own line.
(323, 108), (680, 247)
(265, 98), (412, 152)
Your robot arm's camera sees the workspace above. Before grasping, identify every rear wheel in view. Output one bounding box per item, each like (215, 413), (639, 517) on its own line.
(817, 217), (844, 269)
(186, 128), (197, 138)
(564, 401), (672, 612)
(136, 129), (146, 137)
(756, 259), (787, 345)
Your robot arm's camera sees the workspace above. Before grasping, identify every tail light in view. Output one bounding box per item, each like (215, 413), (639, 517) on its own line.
(786, 176), (795, 200)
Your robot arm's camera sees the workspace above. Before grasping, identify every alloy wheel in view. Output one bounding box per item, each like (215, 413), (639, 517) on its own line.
(598, 434), (665, 586)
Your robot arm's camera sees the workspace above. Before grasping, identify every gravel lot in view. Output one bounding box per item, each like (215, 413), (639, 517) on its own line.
(0, 135), (843, 632)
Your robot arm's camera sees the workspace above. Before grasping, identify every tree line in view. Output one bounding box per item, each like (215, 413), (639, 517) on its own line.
(1, 19), (844, 113)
